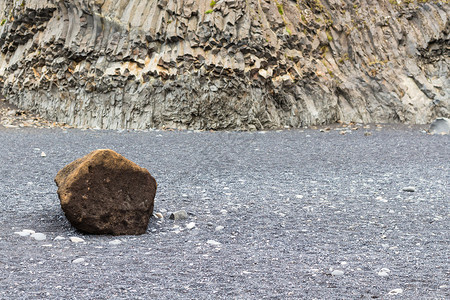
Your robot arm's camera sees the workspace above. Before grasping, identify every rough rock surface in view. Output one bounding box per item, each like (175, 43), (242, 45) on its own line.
(55, 149), (157, 235)
(0, 0), (449, 130)
(429, 117), (450, 134)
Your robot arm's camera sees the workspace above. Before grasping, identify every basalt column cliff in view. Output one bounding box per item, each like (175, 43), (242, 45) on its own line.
(0, 0), (448, 130)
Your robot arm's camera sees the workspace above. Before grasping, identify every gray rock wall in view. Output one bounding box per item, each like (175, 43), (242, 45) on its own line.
(0, 0), (448, 130)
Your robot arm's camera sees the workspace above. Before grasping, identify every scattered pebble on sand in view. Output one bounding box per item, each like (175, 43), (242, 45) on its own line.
(207, 240), (221, 246)
(388, 288), (403, 295)
(186, 222), (196, 230)
(378, 268), (391, 277)
(70, 237), (85, 243)
(402, 186), (416, 192)
(170, 210), (188, 220)
(15, 231), (31, 237)
(30, 233), (46, 241)
(72, 258), (85, 264)
(109, 239), (122, 245)
(331, 270), (344, 276)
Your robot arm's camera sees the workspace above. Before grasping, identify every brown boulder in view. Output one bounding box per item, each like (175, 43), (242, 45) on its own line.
(55, 149), (157, 235)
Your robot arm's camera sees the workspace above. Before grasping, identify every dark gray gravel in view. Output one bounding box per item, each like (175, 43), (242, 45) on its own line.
(0, 126), (448, 299)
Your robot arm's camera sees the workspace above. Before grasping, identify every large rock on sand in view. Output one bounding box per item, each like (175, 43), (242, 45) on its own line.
(55, 149), (157, 235)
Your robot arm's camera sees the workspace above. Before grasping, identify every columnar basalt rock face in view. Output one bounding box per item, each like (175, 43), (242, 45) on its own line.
(0, 0), (448, 130)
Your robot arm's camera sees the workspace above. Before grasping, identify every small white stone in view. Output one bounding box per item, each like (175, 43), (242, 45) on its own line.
(378, 271), (389, 277)
(41, 152), (47, 157)
(388, 288), (403, 295)
(331, 270), (344, 276)
(295, 195), (304, 199)
(54, 236), (65, 241)
(186, 222), (196, 230)
(340, 261), (348, 266)
(42, 244), (52, 247)
(376, 196), (388, 203)
(109, 239), (122, 245)
(15, 231), (31, 237)
(207, 240), (221, 246)
(378, 268), (391, 276)
(70, 237), (85, 243)
(72, 258), (85, 264)
(31, 233), (46, 241)
(154, 212), (164, 219)
(215, 226), (224, 231)
(402, 186), (415, 192)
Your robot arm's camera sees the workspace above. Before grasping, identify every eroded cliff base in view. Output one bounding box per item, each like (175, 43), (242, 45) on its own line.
(0, 0), (449, 130)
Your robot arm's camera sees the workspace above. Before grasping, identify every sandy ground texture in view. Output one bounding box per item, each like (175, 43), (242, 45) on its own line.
(0, 122), (448, 299)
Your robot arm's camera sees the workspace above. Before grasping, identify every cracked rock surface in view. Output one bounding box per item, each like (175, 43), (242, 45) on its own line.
(55, 149), (157, 235)
(0, 0), (449, 130)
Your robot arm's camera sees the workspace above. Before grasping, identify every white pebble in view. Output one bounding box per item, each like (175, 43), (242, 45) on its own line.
(15, 231), (31, 237)
(70, 237), (85, 243)
(154, 212), (164, 219)
(295, 195), (304, 199)
(54, 236), (65, 241)
(31, 233), (46, 241)
(41, 152), (47, 157)
(207, 240), (222, 246)
(378, 268), (391, 277)
(402, 186), (416, 192)
(215, 226), (224, 232)
(331, 270), (344, 276)
(186, 222), (196, 230)
(388, 288), (403, 295)
(72, 258), (85, 264)
(42, 244), (52, 247)
(109, 240), (122, 245)
(378, 271), (389, 277)
(376, 196), (388, 203)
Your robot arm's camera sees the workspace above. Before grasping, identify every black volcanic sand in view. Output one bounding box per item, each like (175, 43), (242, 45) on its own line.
(0, 126), (448, 299)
